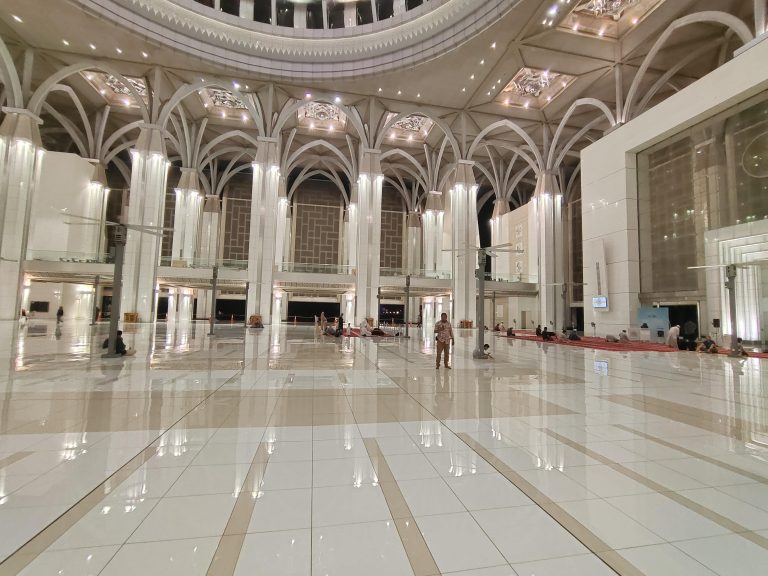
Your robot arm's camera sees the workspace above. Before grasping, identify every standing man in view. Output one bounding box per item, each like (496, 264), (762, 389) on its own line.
(434, 312), (454, 369)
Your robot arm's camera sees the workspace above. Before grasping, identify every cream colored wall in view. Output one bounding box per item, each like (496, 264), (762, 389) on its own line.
(581, 37), (768, 337)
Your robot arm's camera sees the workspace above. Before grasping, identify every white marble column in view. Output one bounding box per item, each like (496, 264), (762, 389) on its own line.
(274, 175), (289, 269)
(354, 149), (383, 324)
(422, 191), (444, 277)
(450, 160), (479, 326)
(171, 168), (202, 267)
(490, 199), (509, 278)
(0, 109), (44, 321)
(345, 183), (359, 273)
(121, 125), (169, 322)
(247, 138), (280, 322)
(406, 212), (422, 274)
(534, 172), (565, 331)
(196, 194), (221, 319)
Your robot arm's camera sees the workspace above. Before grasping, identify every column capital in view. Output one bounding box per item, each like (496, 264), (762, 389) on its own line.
(0, 108), (43, 146)
(134, 124), (167, 157)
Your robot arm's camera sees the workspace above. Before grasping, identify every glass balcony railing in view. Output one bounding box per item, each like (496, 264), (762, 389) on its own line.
(380, 267), (452, 280)
(277, 262), (354, 275)
(26, 250), (109, 263)
(159, 257), (248, 270)
(485, 273), (538, 284)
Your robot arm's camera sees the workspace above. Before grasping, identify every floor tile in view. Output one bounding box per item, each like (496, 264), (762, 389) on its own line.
(415, 512), (506, 573)
(511, 553), (616, 576)
(616, 543), (718, 575)
(234, 529), (311, 576)
(167, 463), (251, 497)
(398, 477), (466, 516)
(128, 494), (236, 543)
(558, 499), (664, 549)
(312, 484), (391, 527)
(248, 488), (311, 532)
(446, 473), (531, 510)
(99, 537), (219, 576)
(472, 506), (590, 564)
(675, 533), (768, 576)
(18, 545), (119, 576)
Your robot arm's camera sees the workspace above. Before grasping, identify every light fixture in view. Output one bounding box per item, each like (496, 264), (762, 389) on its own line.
(480, 59), (485, 65)
(123, 99), (130, 107)
(12, 15), (22, 23)
(328, 125), (335, 132)
(461, 87), (466, 92)
(416, 93), (421, 98)
(233, 82), (241, 89)
(309, 122), (315, 130)
(491, 42), (496, 49)
(141, 51), (149, 58)
(334, 95), (341, 103)
(89, 43), (96, 50)
(116, 48), (122, 54)
(221, 111), (227, 118)
(397, 90), (402, 95)
(62, 39), (70, 46)
(242, 114), (248, 122)
(99, 89), (106, 95)
(378, 87), (382, 92)
(470, 74), (475, 80)
(305, 92), (312, 99)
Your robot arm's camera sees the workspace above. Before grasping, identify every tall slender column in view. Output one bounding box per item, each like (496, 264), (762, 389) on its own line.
(197, 194), (220, 319)
(354, 149), (383, 324)
(450, 160), (479, 326)
(346, 183), (359, 271)
(274, 175), (288, 268)
(490, 199), (509, 278)
(406, 212), (422, 274)
(247, 138), (280, 322)
(534, 172), (564, 331)
(422, 191), (443, 276)
(121, 125), (169, 322)
(0, 109), (44, 321)
(171, 168), (202, 266)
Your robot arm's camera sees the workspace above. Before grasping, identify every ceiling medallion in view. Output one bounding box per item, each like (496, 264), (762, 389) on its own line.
(82, 72), (149, 107)
(499, 67), (574, 109)
(104, 75), (148, 97)
(201, 88), (246, 109)
(297, 102), (348, 130)
(384, 113), (435, 144)
(574, 0), (638, 20)
(504, 68), (556, 98)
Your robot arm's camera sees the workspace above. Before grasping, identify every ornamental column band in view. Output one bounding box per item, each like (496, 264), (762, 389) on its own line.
(534, 171), (565, 330)
(247, 137), (280, 323)
(422, 190), (444, 275)
(354, 149), (383, 325)
(0, 108), (44, 321)
(171, 168), (202, 266)
(450, 160), (479, 326)
(121, 125), (169, 322)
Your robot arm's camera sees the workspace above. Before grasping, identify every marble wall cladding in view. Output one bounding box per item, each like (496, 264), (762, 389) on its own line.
(161, 189), (175, 259)
(380, 186), (405, 269)
(293, 182), (343, 265)
(223, 185), (252, 261)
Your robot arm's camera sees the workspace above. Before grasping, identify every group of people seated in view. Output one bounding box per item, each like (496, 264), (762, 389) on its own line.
(605, 330), (631, 343)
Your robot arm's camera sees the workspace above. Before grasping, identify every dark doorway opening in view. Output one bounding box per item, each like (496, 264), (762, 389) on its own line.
(667, 304), (700, 348)
(287, 301), (341, 323)
(380, 304), (404, 323)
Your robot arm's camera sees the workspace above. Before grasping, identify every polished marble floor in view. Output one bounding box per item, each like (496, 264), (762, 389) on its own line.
(0, 319), (766, 575)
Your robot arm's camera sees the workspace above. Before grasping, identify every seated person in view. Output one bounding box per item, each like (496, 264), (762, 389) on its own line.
(359, 319), (372, 337)
(535, 325), (542, 337)
(605, 334), (619, 343)
(696, 335), (718, 353)
(619, 330), (630, 343)
(493, 323), (500, 332)
(248, 315), (264, 328)
(102, 330), (136, 356)
(731, 337), (749, 357)
(483, 343), (493, 358)
(568, 329), (581, 341)
(541, 328), (555, 342)
(499, 322), (505, 332)
(506, 327), (515, 337)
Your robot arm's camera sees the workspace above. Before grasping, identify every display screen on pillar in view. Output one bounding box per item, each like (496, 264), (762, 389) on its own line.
(592, 295), (608, 309)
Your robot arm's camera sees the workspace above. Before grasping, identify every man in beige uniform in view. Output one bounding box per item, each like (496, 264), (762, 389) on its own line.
(434, 312), (454, 369)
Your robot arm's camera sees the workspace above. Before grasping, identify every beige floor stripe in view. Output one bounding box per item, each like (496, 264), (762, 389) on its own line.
(614, 424), (768, 485)
(544, 430), (768, 551)
(206, 443), (271, 576)
(0, 444), (159, 576)
(457, 433), (643, 576)
(363, 439), (441, 576)
(0, 452), (32, 472)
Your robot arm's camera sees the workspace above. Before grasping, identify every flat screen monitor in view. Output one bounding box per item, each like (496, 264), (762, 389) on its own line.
(592, 296), (608, 309)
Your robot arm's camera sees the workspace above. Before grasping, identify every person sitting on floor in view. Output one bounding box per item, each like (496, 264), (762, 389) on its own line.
(506, 327), (515, 337)
(359, 318), (372, 337)
(541, 328), (555, 342)
(605, 334), (619, 343)
(731, 337), (749, 357)
(102, 330), (136, 356)
(696, 335), (718, 354)
(619, 330), (630, 343)
(535, 324), (542, 337)
(567, 329), (581, 341)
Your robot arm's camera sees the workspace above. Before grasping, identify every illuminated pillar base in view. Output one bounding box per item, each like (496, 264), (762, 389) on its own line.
(354, 150), (383, 325)
(534, 172), (565, 331)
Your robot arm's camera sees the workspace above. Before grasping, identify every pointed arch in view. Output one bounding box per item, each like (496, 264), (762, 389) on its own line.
(273, 99), (368, 146)
(284, 140), (355, 179)
(547, 98), (615, 169)
(0, 35), (22, 108)
(29, 62), (150, 122)
(623, 11), (753, 122)
(468, 121), (544, 170)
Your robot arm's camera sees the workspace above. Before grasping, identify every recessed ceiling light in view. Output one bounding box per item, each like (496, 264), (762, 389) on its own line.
(309, 122), (315, 130)
(141, 51), (149, 58)
(99, 89), (106, 95)
(89, 44), (96, 50)
(407, 134), (413, 142)
(470, 74), (475, 80)
(12, 15), (22, 23)
(334, 96), (341, 103)
(397, 90), (402, 95)
(245, 85), (249, 90)
(233, 82), (241, 89)
(242, 114), (248, 122)
(416, 93), (421, 98)
(305, 92), (312, 99)
(487, 92), (491, 96)
(378, 88), (382, 92)
(461, 87), (466, 92)
(491, 42), (496, 49)
(480, 59), (485, 65)
(524, 102), (530, 109)
(116, 48), (123, 54)
(504, 98), (510, 105)
(328, 125), (334, 132)
(123, 99), (130, 107)
(221, 111), (227, 119)
(632, 17), (639, 25)
(62, 39), (70, 46)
